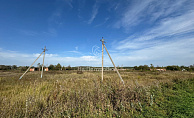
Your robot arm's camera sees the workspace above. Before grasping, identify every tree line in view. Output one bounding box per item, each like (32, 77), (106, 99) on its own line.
(133, 64), (194, 71)
(48, 63), (75, 70)
(1, 64), (194, 71)
(0, 63), (75, 71)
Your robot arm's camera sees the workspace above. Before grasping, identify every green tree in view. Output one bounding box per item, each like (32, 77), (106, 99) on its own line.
(12, 65), (17, 70)
(66, 65), (71, 70)
(166, 65), (181, 71)
(62, 66), (66, 70)
(56, 63), (62, 70)
(48, 64), (54, 70)
(150, 64), (154, 69)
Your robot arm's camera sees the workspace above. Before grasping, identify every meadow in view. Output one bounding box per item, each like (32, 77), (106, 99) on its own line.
(0, 70), (194, 117)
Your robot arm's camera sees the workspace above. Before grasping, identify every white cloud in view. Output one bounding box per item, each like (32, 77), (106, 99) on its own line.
(111, 37), (194, 66)
(33, 53), (58, 58)
(0, 48), (102, 67)
(88, 2), (99, 24)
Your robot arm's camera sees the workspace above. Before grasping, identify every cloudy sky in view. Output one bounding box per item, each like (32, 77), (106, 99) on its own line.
(0, 0), (194, 67)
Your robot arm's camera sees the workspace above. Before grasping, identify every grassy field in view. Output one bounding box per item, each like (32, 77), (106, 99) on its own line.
(0, 70), (194, 117)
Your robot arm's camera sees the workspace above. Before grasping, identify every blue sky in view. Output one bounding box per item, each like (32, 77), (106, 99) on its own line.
(0, 0), (194, 67)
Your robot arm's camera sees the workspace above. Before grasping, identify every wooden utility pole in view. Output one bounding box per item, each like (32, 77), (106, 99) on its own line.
(19, 46), (47, 79)
(19, 52), (44, 79)
(101, 38), (104, 81)
(41, 46), (47, 78)
(103, 44), (124, 85)
(100, 38), (124, 85)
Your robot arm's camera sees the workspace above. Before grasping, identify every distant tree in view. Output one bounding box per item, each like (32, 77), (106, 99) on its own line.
(56, 63), (62, 70)
(133, 65), (149, 71)
(143, 65), (149, 70)
(12, 65), (17, 70)
(150, 64), (154, 69)
(66, 65), (72, 70)
(189, 65), (194, 71)
(20, 66), (28, 71)
(0, 65), (12, 70)
(0, 65), (5, 70)
(48, 64), (55, 70)
(180, 65), (186, 70)
(166, 65), (180, 71)
(62, 66), (66, 70)
(134, 66), (138, 70)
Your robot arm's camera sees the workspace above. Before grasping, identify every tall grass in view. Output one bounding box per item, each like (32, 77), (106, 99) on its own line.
(0, 71), (193, 117)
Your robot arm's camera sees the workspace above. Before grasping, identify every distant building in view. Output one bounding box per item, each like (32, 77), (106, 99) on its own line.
(156, 69), (166, 71)
(77, 66), (119, 71)
(30, 67), (49, 72)
(150, 69), (166, 72)
(44, 67), (49, 71)
(30, 67), (40, 71)
(182, 69), (186, 71)
(118, 69), (127, 71)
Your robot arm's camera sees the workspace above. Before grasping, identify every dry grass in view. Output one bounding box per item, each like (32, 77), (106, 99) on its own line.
(0, 70), (193, 117)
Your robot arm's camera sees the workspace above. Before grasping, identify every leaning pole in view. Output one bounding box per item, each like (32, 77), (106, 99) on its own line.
(100, 37), (124, 85)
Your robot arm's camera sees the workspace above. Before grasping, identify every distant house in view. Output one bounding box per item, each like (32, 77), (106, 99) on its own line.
(182, 69), (186, 71)
(77, 66), (115, 71)
(30, 67), (49, 72)
(118, 69), (127, 71)
(156, 69), (166, 72)
(30, 67), (40, 72)
(44, 67), (49, 71)
(150, 69), (166, 72)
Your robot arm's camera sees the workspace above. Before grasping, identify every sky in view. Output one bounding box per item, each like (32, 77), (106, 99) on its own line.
(0, 0), (194, 67)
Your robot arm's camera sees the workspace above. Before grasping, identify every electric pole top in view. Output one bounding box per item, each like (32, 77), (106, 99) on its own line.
(42, 46), (48, 52)
(100, 37), (106, 44)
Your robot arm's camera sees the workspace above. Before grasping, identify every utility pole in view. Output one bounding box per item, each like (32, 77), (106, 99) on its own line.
(100, 38), (124, 85)
(19, 52), (43, 79)
(19, 46), (47, 79)
(100, 37), (105, 82)
(41, 46), (47, 78)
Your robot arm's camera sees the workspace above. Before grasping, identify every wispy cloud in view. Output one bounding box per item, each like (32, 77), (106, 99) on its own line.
(114, 0), (194, 51)
(95, 17), (110, 27)
(63, 0), (73, 8)
(65, 47), (81, 55)
(47, 0), (74, 36)
(114, 0), (191, 29)
(75, 46), (78, 50)
(116, 10), (194, 50)
(88, 2), (99, 24)
(114, 0), (154, 28)
(18, 29), (38, 36)
(109, 0), (194, 66)
(66, 51), (80, 54)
